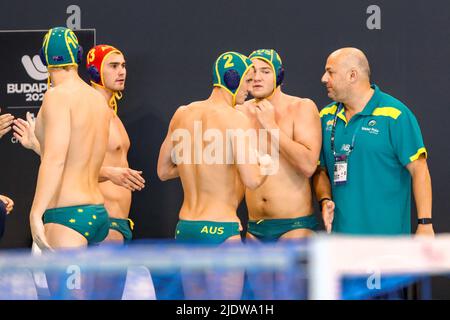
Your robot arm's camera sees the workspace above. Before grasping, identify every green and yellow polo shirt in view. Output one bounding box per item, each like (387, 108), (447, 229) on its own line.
(319, 84), (427, 235)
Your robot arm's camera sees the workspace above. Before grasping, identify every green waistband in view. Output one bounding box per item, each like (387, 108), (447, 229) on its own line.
(249, 214), (316, 225)
(178, 219), (239, 226)
(45, 204), (105, 214)
(247, 214), (318, 241)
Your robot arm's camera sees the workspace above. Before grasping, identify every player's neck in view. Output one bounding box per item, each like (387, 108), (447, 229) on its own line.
(49, 68), (79, 86)
(255, 86), (282, 105)
(266, 87), (282, 104)
(209, 88), (233, 107)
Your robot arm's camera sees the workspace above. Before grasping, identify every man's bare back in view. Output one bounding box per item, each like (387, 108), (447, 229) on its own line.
(170, 100), (259, 223)
(35, 79), (111, 209)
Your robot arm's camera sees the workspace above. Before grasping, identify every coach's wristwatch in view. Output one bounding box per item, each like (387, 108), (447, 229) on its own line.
(417, 218), (432, 225)
(319, 197), (332, 209)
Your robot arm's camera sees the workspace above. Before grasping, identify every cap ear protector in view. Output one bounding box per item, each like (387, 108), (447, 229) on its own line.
(276, 66), (284, 87)
(249, 49), (284, 91)
(87, 65), (101, 83)
(39, 27), (82, 68)
(223, 69), (241, 91)
(212, 51), (253, 106)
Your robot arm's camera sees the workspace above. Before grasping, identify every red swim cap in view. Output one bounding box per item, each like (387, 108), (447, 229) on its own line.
(86, 44), (122, 87)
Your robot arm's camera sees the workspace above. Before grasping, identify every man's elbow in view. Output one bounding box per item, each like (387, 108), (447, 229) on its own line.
(157, 167), (169, 181)
(245, 180), (260, 191)
(158, 163), (178, 181)
(245, 175), (264, 190)
(296, 162), (316, 179)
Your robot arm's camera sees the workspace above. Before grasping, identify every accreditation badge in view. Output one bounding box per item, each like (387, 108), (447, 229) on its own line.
(333, 154), (348, 185)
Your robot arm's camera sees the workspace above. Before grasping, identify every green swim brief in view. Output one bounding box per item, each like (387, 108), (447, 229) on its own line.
(43, 204), (109, 245)
(247, 214), (318, 242)
(109, 217), (134, 242)
(175, 220), (241, 244)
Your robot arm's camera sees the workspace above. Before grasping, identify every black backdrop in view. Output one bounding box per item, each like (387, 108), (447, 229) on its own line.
(0, 0), (449, 295)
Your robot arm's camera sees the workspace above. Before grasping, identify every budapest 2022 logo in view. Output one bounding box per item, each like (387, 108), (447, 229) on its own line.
(6, 54), (48, 103)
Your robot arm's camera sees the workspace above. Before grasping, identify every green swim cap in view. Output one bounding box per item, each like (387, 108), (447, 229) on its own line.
(212, 51), (253, 105)
(39, 27), (82, 68)
(249, 49), (284, 89)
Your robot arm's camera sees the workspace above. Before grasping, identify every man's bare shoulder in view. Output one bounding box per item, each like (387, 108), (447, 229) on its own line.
(172, 104), (188, 117)
(184, 100), (206, 108)
(236, 99), (255, 113)
(285, 95), (319, 115)
(168, 104), (189, 129)
(172, 100), (205, 115)
(44, 82), (104, 105)
(41, 87), (71, 111)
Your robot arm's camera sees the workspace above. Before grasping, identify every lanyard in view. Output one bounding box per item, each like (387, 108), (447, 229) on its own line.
(330, 104), (362, 157)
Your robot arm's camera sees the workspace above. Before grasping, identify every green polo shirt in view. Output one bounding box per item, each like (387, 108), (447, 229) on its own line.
(319, 84), (427, 235)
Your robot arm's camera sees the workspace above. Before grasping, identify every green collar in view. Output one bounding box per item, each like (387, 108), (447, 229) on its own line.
(359, 84), (381, 116)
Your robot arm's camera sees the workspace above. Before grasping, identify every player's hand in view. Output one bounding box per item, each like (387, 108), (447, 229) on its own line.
(0, 108), (14, 139)
(254, 99), (277, 130)
(30, 217), (52, 251)
(107, 167), (145, 191)
(322, 200), (335, 234)
(0, 195), (14, 214)
(415, 224), (435, 237)
(13, 112), (39, 151)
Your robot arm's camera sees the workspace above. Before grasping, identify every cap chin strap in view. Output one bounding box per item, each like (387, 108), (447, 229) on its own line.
(91, 81), (123, 114)
(109, 91), (123, 114)
(266, 87), (276, 100)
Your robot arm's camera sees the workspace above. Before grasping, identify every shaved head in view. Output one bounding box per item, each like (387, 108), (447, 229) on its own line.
(322, 47), (372, 102)
(329, 47), (371, 79)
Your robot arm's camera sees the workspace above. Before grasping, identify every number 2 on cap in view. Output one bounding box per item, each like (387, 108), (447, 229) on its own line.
(223, 54), (234, 68)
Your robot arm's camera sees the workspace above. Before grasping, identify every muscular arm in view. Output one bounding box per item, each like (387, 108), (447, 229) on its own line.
(30, 90), (71, 224)
(157, 108), (182, 181)
(232, 112), (268, 190)
(406, 155), (434, 235)
(276, 99), (321, 177)
(256, 99), (321, 178)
